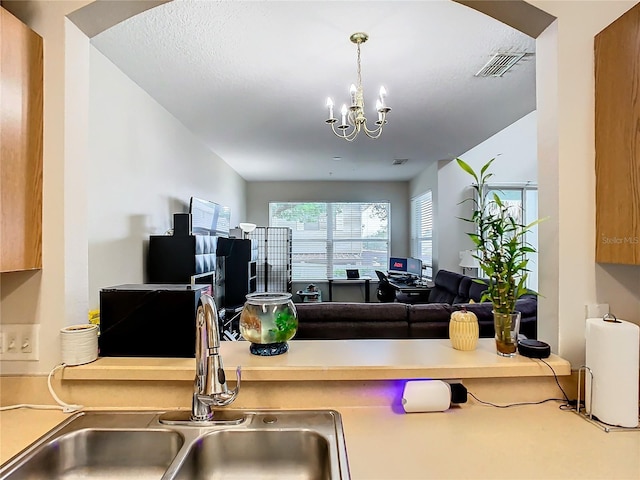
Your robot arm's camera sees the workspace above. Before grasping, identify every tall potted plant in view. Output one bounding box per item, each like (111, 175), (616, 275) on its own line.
(457, 158), (541, 356)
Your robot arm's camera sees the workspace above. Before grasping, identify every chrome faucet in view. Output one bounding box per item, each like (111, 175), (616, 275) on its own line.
(191, 293), (241, 421)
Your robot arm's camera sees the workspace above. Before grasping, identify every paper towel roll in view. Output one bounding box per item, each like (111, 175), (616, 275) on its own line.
(402, 380), (451, 413)
(585, 317), (639, 428)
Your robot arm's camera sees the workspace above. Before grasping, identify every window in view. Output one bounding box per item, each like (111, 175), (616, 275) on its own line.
(410, 191), (433, 280)
(485, 184), (538, 291)
(269, 202), (389, 280)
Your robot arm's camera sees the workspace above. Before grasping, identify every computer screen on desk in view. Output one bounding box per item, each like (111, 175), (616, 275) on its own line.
(407, 257), (422, 278)
(389, 257), (407, 274)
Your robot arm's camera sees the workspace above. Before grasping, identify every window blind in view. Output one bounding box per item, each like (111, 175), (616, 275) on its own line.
(411, 191), (433, 280)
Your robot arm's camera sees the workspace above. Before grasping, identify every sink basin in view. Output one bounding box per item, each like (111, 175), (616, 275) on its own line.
(1, 429), (184, 480)
(172, 430), (332, 480)
(0, 410), (350, 480)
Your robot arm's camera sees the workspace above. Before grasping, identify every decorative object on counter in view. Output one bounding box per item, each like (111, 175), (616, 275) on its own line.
(457, 157), (543, 357)
(449, 307), (479, 351)
(492, 311), (521, 356)
(60, 324), (99, 366)
(240, 293), (298, 356)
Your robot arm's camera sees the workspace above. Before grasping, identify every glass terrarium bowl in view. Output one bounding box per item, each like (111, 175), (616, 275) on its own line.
(239, 293), (298, 356)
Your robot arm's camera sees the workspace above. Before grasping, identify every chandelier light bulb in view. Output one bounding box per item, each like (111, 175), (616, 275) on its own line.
(379, 86), (387, 107)
(326, 97), (334, 119)
(325, 32), (391, 141)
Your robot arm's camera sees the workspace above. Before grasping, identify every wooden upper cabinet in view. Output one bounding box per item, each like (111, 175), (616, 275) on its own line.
(595, 3), (640, 265)
(0, 8), (43, 272)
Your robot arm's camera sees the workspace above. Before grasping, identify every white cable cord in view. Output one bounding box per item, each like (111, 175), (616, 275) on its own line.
(0, 363), (83, 413)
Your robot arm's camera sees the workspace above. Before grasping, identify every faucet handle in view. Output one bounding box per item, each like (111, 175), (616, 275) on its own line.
(197, 366), (241, 407)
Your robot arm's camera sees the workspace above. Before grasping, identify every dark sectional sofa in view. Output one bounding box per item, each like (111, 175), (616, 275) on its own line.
(294, 270), (537, 340)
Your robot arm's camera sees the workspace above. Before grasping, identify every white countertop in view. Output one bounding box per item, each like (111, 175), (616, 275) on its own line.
(62, 338), (571, 382)
(2, 403), (639, 479)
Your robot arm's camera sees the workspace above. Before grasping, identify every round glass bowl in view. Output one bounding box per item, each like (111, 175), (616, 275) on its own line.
(239, 293), (298, 356)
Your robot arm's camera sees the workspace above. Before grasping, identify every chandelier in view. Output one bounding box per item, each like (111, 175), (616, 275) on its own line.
(325, 32), (390, 141)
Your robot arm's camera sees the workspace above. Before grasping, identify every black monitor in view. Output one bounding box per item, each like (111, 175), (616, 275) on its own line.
(388, 257), (408, 274)
(407, 257), (422, 277)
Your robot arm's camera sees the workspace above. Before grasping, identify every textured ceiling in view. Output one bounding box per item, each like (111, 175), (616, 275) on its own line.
(90, 0), (536, 181)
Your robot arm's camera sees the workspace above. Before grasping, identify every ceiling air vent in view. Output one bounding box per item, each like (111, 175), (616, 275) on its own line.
(392, 158), (408, 165)
(475, 52), (527, 77)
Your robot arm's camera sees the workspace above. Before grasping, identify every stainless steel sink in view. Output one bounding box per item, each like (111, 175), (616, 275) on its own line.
(0, 410), (350, 480)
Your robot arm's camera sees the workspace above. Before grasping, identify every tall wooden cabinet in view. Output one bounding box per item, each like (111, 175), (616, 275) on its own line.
(595, 3), (640, 265)
(0, 8), (43, 272)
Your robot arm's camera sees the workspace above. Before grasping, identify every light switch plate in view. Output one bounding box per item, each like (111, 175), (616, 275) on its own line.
(0, 324), (39, 361)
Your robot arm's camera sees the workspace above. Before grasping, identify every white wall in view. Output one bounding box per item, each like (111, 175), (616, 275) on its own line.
(246, 181), (410, 256)
(436, 111), (537, 272)
(409, 161), (439, 271)
(410, 111), (537, 282)
(88, 48), (247, 309)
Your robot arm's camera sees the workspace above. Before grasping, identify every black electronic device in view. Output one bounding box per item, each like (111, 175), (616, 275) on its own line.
(173, 213), (191, 236)
(99, 284), (209, 357)
(517, 339), (551, 358)
(406, 257), (422, 277)
(388, 257), (408, 274)
(216, 237), (257, 307)
(346, 269), (360, 279)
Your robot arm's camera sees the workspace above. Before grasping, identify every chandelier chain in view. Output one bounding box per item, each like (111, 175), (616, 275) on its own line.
(356, 41), (362, 90)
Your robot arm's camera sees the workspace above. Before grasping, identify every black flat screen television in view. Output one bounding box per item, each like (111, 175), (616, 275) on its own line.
(189, 197), (231, 236)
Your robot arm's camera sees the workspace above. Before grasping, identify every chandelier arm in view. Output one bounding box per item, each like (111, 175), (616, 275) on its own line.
(362, 124), (384, 139)
(330, 122), (358, 142)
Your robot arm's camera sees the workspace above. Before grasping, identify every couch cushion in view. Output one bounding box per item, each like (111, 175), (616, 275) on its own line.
(296, 302), (408, 322)
(407, 303), (453, 339)
(468, 280), (488, 302)
(453, 296), (538, 339)
(427, 270), (464, 304)
(453, 276), (472, 304)
(407, 303), (452, 324)
(295, 302), (409, 340)
(295, 320), (409, 339)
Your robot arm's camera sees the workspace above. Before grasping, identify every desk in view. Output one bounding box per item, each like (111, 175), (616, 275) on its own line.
(388, 280), (432, 294)
(327, 277), (371, 302)
(388, 280), (432, 302)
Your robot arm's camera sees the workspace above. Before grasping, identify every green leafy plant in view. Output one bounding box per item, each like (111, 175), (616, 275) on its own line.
(457, 157), (542, 316)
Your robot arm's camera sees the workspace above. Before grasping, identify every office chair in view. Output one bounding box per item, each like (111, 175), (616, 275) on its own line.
(375, 270), (396, 303)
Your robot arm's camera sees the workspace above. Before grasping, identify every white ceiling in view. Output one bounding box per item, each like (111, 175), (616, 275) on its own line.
(89, 0), (537, 182)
